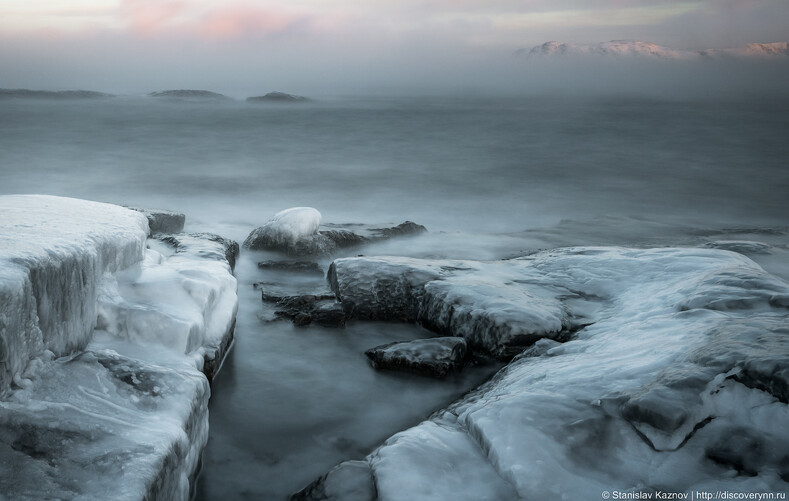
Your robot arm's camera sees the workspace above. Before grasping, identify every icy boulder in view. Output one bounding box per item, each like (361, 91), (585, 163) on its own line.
(0, 195), (148, 395)
(328, 256), (575, 357)
(365, 337), (468, 378)
(126, 206), (186, 235)
(306, 248), (789, 499)
(244, 207), (337, 256)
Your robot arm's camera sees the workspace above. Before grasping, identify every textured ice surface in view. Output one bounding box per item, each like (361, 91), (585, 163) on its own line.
(0, 196), (238, 500)
(0, 195), (148, 394)
(311, 247), (789, 499)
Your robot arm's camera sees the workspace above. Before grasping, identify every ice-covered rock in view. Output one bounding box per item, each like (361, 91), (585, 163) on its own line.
(244, 207), (336, 256)
(244, 210), (428, 256)
(0, 195), (148, 395)
(127, 206), (186, 235)
(328, 256), (575, 357)
(365, 337), (467, 378)
(0, 347), (209, 501)
(0, 195), (239, 499)
(306, 247), (789, 499)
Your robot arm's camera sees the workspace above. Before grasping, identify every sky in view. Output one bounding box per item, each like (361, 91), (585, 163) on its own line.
(0, 0), (787, 95)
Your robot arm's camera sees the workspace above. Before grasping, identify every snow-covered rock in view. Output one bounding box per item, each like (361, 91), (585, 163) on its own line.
(244, 207), (336, 256)
(365, 337), (467, 378)
(306, 247), (789, 499)
(0, 195), (148, 395)
(0, 195), (239, 500)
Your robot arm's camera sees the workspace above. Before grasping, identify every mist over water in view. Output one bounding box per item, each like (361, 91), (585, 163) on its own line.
(2, 92), (788, 498)
(1, 94), (787, 238)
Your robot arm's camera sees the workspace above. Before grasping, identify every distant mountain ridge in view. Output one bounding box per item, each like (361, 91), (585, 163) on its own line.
(0, 89), (114, 99)
(519, 40), (789, 60)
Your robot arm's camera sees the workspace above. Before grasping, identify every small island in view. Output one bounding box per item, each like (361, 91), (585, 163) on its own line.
(148, 89), (230, 100)
(246, 91), (310, 103)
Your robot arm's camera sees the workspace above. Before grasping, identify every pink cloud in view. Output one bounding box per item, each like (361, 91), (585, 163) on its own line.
(121, 0), (189, 35)
(197, 6), (312, 39)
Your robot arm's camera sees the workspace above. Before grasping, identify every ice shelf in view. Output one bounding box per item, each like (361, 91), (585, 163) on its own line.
(303, 248), (789, 499)
(0, 195), (238, 500)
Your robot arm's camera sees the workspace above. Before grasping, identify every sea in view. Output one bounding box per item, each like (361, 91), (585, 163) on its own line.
(1, 93), (787, 499)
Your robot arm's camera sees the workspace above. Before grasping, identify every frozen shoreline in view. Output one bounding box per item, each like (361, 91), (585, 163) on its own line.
(299, 248), (789, 499)
(0, 196), (238, 500)
(2, 195), (788, 499)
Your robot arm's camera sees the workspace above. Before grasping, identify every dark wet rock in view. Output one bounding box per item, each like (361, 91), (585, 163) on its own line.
(0, 89), (114, 99)
(258, 260), (324, 275)
(320, 230), (371, 249)
(249, 231), (336, 256)
(311, 303), (347, 328)
(735, 357), (789, 404)
(156, 233), (240, 272)
(126, 206), (185, 235)
(149, 90), (229, 100)
(368, 221), (427, 239)
(365, 337), (467, 378)
(705, 428), (765, 476)
(247, 92), (309, 103)
(263, 293), (345, 328)
(290, 460), (376, 501)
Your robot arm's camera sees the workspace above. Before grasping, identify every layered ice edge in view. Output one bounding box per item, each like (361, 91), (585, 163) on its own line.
(0, 195), (238, 501)
(301, 248), (789, 500)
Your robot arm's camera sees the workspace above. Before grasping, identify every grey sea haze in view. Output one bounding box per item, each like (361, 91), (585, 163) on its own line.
(1, 94), (787, 239)
(1, 93), (788, 499)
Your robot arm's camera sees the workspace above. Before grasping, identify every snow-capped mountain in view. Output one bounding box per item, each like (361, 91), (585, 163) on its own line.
(518, 40), (789, 60)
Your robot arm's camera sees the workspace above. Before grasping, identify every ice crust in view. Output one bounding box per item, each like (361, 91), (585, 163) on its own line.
(0, 195), (149, 394)
(0, 195), (239, 500)
(314, 247), (789, 499)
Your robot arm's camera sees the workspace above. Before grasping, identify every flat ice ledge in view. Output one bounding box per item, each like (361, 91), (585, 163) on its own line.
(0, 195), (149, 394)
(0, 195), (239, 500)
(305, 248), (789, 499)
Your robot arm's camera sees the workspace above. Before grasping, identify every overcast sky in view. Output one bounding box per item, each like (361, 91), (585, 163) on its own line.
(1, 0), (787, 95)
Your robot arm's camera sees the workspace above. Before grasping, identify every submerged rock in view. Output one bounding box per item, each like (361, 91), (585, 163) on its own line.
(258, 260), (324, 275)
(247, 91), (309, 103)
(365, 337), (468, 378)
(262, 293), (345, 328)
(127, 206), (186, 235)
